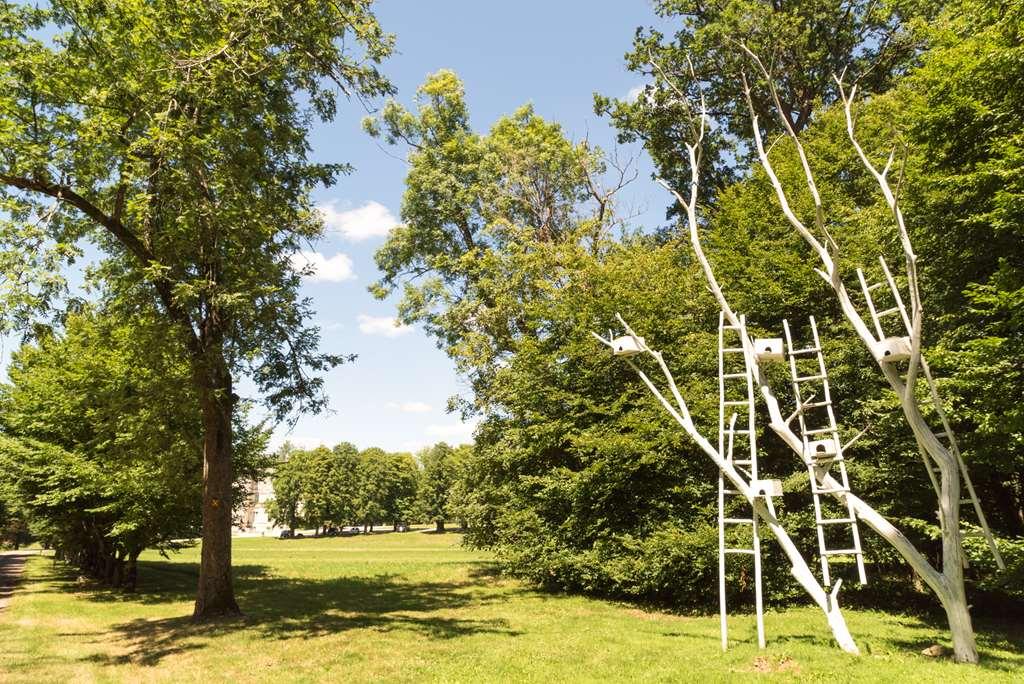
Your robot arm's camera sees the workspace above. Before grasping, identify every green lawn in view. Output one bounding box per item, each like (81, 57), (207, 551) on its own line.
(0, 533), (1021, 682)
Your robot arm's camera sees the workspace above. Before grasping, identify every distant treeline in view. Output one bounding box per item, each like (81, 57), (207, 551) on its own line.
(266, 441), (472, 534)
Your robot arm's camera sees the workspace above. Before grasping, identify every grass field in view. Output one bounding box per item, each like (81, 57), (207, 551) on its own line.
(0, 532), (1021, 682)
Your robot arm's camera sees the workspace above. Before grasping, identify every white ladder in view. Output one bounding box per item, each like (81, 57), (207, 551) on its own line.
(717, 312), (766, 649)
(857, 257), (1004, 569)
(782, 316), (868, 588)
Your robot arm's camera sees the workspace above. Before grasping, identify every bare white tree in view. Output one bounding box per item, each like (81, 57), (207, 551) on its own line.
(725, 46), (995, 663)
(595, 57), (860, 655)
(607, 51), (999, 664)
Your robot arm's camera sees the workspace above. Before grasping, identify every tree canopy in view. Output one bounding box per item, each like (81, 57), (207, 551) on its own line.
(0, 0), (393, 618)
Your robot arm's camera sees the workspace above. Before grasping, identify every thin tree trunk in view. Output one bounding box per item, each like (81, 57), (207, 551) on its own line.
(435, 520), (445, 533)
(192, 371), (240, 621)
(125, 549), (140, 592)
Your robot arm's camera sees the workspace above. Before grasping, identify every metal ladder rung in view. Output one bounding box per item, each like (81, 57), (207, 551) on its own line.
(721, 347), (746, 353)
(877, 306), (901, 317)
(803, 426), (836, 436)
(795, 373), (826, 382)
(822, 548), (862, 557)
(818, 518), (856, 525)
(723, 400), (749, 406)
(723, 549), (756, 555)
(960, 499), (974, 505)
(788, 346), (821, 356)
(865, 281), (884, 292)
(722, 428), (752, 434)
(804, 400), (832, 409)
(722, 372), (747, 379)
(812, 486), (850, 495)
(731, 459), (753, 465)
(723, 518), (754, 524)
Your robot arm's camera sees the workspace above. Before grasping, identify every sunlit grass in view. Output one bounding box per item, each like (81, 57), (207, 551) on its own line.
(1, 533), (1021, 682)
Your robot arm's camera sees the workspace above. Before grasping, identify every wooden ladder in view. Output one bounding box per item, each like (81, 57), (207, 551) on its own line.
(783, 316), (868, 588)
(858, 257), (1004, 569)
(717, 312), (766, 649)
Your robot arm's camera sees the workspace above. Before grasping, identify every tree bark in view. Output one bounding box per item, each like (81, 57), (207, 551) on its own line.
(435, 520), (445, 533)
(192, 366), (241, 621)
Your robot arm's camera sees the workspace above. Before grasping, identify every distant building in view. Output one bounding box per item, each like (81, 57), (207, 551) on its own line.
(234, 477), (283, 536)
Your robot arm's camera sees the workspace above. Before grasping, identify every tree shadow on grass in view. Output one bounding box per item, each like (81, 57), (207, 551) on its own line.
(66, 558), (521, 667)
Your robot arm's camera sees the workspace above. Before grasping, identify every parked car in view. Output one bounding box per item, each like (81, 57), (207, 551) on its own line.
(339, 526), (362, 536)
(278, 530), (294, 539)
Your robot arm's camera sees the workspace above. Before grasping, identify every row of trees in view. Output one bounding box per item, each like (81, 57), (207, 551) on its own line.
(0, 307), (270, 589)
(367, 0), (1022, 664)
(266, 441), (472, 534)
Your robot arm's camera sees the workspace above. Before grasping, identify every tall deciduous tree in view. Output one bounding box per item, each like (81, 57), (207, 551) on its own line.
(596, 0), (933, 203)
(0, 1), (392, 618)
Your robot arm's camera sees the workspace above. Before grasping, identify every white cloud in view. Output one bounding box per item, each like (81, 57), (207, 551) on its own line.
(626, 85), (645, 103)
(424, 419), (479, 444)
(290, 251), (356, 282)
(386, 401), (433, 413)
(318, 200), (399, 241)
(357, 314), (413, 338)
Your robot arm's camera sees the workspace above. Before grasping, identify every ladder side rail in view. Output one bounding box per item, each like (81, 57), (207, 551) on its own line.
(782, 320), (809, 437)
(717, 312), (728, 650)
(740, 315), (766, 649)
(920, 357), (1005, 569)
(810, 316), (868, 585)
(879, 256), (914, 336)
(857, 268), (886, 341)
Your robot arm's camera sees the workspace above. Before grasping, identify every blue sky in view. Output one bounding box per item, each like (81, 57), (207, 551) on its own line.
(271, 1), (677, 453)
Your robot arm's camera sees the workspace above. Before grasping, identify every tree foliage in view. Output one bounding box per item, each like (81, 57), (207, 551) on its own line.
(373, 1), (1024, 611)
(0, 0), (393, 617)
(0, 307), (269, 589)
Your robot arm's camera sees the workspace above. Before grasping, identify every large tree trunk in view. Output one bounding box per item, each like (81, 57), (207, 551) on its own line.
(192, 367), (241, 621)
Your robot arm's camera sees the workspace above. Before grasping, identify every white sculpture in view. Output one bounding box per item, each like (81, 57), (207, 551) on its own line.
(596, 49), (1001, 663)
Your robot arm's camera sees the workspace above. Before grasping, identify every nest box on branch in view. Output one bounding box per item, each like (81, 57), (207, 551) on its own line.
(806, 437), (840, 461)
(754, 338), (784, 362)
(753, 479), (784, 497)
(872, 336), (912, 364)
(612, 335), (645, 357)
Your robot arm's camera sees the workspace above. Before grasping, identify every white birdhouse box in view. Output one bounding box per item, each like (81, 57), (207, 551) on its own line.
(612, 335), (645, 357)
(806, 437), (839, 460)
(754, 338), (784, 362)
(753, 479), (783, 497)
(873, 336), (912, 364)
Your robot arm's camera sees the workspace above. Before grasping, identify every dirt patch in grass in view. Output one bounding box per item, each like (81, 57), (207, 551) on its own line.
(747, 655), (802, 675)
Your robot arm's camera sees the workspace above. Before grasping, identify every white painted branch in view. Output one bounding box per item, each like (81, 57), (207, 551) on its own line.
(595, 327), (859, 655)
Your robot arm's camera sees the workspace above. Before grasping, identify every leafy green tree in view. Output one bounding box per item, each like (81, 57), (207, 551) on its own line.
(356, 448), (390, 531)
(300, 444), (360, 534)
(0, 308), (269, 588)
(0, 0), (392, 618)
(595, 0), (934, 204)
(267, 444), (307, 533)
(356, 448), (419, 530)
(419, 443), (460, 532)
(366, 70), (627, 415)
(384, 451), (422, 529)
